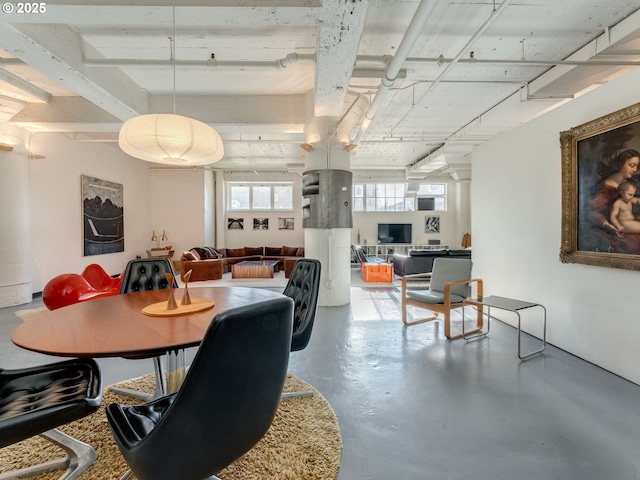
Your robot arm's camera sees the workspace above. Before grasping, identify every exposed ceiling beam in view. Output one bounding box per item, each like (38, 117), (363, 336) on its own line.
(44, 0), (321, 5)
(313, 0), (370, 117)
(0, 69), (51, 102)
(0, 23), (147, 120)
(9, 94), (308, 131)
(1, 4), (322, 27)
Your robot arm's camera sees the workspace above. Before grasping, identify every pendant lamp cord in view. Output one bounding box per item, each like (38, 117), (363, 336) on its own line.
(171, 5), (176, 115)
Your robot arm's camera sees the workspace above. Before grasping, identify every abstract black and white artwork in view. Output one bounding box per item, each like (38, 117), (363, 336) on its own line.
(82, 175), (124, 256)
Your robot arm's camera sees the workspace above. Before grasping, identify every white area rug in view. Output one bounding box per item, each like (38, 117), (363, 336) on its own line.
(178, 270), (289, 289)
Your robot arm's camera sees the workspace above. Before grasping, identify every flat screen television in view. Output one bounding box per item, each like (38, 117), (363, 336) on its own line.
(378, 223), (412, 244)
(417, 197), (435, 211)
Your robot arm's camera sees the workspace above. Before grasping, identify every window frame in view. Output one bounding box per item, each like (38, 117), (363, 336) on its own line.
(227, 182), (294, 211)
(353, 182), (415, 212)
(416, 183), (447, 212)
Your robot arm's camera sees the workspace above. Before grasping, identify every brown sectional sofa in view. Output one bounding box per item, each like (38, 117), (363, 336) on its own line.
(180, 246), (304, 281)
(180, 247), (223, 282)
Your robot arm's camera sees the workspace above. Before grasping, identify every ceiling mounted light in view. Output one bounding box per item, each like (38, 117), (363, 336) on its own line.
(344, 143), (357, 152)
(300, 143), (314, 152)
(119, 114), (223, 165)
(118, 6), (223, 166)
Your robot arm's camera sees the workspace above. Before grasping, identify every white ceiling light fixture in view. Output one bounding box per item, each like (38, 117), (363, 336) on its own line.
(299, 143), (314, 152)
(118, 6), (223, 166)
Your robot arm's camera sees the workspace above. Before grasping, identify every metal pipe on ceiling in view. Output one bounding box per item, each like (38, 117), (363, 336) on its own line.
(82, 54), (316, 70)
(351, 0), (440, 144)
(16, 51), (637, 74)
(392, 0), (514, 136)
(355, 55), (640, 68)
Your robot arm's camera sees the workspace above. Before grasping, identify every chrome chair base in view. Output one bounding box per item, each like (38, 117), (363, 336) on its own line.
(120, 470), (222, 480)
(109, 355), (166, 401)
(281, 390), (314, 400)
(0, 429), (97, 480)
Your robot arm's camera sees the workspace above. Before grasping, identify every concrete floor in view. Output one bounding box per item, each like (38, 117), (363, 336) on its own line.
(2, 278), (640, 479)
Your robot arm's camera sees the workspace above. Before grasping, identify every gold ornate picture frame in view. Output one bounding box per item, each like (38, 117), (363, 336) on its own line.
(560, 101), (640, 270)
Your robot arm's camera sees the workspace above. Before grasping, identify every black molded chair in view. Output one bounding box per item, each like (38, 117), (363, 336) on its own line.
(0, 358), (102, 480)
(106, 296), (294, 480)
(119, 257), (177, 293)
(112, 257), (178, 401)
(281, 258), (321, 400)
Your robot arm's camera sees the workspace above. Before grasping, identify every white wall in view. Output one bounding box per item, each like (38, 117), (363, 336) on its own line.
(28, 132), (151, 292)
(27, 155), (306, 296)
(150, 168), (207, 257)
(473, 67), (640, 385)
(219, 172), (305, 249)
(0, 152), (31, 307)
(353, 181), (470, 248)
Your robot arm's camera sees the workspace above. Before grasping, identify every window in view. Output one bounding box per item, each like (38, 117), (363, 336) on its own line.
(353, 183), (414, 212)
(416, 184), (446, 211)
(273, 185), (293, 210)
(230, 185), (250, 209)
(228, 183), (293, 211)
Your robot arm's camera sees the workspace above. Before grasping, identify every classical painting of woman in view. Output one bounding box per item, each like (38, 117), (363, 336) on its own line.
(577, 121), (640, 255)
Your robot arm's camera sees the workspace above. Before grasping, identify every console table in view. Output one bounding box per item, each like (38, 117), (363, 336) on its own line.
(462, 295), (546, 359)
(357, 244), (450, 262)
(147, 248), (174, 259)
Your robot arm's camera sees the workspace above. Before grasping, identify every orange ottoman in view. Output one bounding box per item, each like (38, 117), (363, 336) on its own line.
(361, 262), (393, 282)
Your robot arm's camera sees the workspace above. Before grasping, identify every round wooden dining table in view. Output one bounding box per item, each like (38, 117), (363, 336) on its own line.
(11, 286), (286, 394)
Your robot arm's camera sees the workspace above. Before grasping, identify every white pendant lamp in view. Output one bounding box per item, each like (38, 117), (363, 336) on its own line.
(119, 113), (223, 165)
(118, 6), (223, 166)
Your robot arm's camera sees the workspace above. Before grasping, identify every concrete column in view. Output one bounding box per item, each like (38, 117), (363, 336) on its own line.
(0, 150), (32, 307)
(303, 129), (353, 306)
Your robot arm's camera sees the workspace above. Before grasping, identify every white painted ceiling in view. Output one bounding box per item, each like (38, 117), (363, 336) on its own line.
(1, 0), (640, 179)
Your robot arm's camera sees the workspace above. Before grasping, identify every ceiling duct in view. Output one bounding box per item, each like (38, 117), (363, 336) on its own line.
(405, 164), (427, 180)
(406, 182), (420, 194)
(407, 143), (473, 178)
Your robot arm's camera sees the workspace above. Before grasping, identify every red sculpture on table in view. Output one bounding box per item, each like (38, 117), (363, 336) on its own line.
(43, 264), (122, 310)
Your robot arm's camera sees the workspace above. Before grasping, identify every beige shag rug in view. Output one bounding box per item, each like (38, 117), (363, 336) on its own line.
(0, 373), (342, 480)
(13, 306), (49, 321)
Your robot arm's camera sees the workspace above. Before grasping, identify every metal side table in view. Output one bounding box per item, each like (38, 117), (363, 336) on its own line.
(462, 295), (546, 359)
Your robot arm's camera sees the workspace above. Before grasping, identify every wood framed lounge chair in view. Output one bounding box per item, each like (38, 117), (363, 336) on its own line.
(401, 257), (483, 339)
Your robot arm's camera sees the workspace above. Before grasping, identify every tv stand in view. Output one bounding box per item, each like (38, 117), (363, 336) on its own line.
(358, 243), (449, 262)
